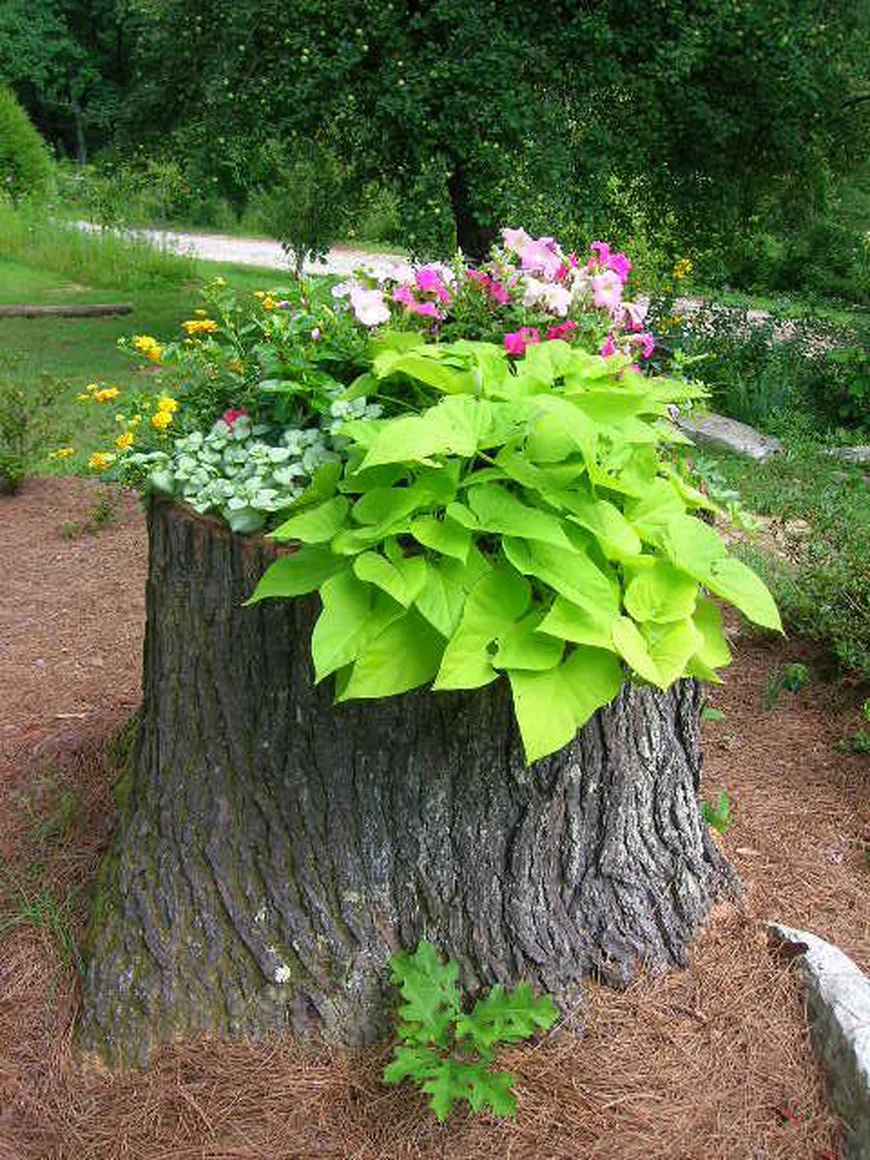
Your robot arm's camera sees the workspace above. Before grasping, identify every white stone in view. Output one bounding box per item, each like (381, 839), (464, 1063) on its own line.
(675, 412), (783, 462)
(825, 447), (870, 465)
(768, 922), (870, 1158)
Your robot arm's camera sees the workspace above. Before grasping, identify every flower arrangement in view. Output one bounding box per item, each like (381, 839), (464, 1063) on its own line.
(61, 227), (779, 762)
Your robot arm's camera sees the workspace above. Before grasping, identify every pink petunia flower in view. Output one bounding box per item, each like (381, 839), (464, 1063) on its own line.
(589, 240), (611, 267)
(222, 407), (249, 428)
(392, 285), (417, 308)
(634, 332), (656, 360)
(592, 270), (624, 311)
(546, 321), (578, 342)
(607, 252), (632, 284)
(415, 265), (452, 304)
(504, 327), (541, 356)
(350, 285), (391, 327)
(599, 333), (618, 358)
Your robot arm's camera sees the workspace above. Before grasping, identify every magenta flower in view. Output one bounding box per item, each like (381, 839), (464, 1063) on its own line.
(222, 407), (249, 428)
(392, 285), (417, 308)
(599, 333), (618, 358)
(546, 321), (577, 342)
(608, 252), (632, 284)
(467, 269), (511, 305)
(634, 332), (656, 360)
(589, 241), (611, 267)
(592, 270), (623, 311)
(504, 327), (541, 356)
(409, 300), (443, 319)
(415, 265), (452, 304)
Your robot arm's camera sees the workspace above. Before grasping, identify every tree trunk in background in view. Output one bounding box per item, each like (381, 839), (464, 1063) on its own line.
(79, 500), (734, 1068)
(447, 163), (496, 261)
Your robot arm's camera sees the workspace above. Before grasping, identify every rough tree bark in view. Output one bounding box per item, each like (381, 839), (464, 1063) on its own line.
(80, 499), (735, 1067)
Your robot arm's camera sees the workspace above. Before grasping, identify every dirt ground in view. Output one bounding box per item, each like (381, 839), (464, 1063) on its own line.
(1, 477), (868, 1159)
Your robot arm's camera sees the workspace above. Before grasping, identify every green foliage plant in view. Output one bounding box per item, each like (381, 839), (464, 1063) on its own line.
(248, 334), (781, 763)
(254, 141), (347, 277)
(0, 85), (54, 204)
(384, 941), (557, 1121)
(764, 662), (810, 710)
(101, 228), (783, 765)
(702, 790), (732, 835)
(0, 384), (29, 492)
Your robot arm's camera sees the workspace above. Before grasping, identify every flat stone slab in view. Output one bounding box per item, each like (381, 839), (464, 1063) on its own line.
(675, 412), (783, 461)
(825, 446), (870, 465)
(768, 922), (870, 1158)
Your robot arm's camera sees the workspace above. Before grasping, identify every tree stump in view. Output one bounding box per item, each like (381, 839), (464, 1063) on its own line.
(80, 499), (734, 1067)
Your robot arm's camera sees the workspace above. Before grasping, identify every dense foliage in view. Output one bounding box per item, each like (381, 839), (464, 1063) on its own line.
(71, 228), (781, 762)
(4, 1), (869, 287)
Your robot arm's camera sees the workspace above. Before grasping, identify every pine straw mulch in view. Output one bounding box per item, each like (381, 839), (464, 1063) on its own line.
(1, 477), (869, 1160)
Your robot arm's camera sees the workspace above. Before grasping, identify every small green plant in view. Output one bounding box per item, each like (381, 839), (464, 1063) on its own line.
(384, 941), (558, 1122)
(702, 705), (726, 722)
(0, 871), (83, 974)
(703, 789), (732, 834)
(59, 519), (80, 539)
(851, 699), (870, 755)
(764, 662), (810, 709)
(86, 486), (121, 533)
(0, 384), (29, 493)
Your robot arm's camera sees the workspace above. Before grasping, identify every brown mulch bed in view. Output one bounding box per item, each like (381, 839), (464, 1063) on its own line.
(1, 477), (868, 1159)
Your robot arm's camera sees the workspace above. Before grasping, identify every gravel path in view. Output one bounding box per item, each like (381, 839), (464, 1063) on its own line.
(79, 222), (414, 280)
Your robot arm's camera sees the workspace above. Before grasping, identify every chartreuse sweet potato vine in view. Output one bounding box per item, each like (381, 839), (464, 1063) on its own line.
(248, 335), (781, 763)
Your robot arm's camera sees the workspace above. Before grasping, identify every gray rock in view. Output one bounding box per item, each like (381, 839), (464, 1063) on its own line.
(767, 922), (870, 1158)
(675, 412), (783, 462)
(825, 446), (870, 465)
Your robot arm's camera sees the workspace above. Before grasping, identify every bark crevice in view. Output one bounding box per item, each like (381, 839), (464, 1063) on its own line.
(80, 499), (736, 1067)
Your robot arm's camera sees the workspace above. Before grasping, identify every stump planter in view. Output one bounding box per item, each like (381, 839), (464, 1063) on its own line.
(80, 498), (734, 1066)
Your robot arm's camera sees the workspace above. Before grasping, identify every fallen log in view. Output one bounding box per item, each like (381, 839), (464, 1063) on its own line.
(0, 303), (133, 318)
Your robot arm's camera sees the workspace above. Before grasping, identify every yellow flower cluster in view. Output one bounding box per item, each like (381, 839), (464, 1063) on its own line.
(182, 318), (219, 336)
(228, 357), (245, 375)
(88, 452), (116, 472)
(151, 394), (180, 431)
(115, 432), (135, 450)
(672, 258), (693, 281)
(93, 386), (120, 404)
(49, 447), (76, 460)
(262, 295), (276, 311)
(132, 334), (163, 364)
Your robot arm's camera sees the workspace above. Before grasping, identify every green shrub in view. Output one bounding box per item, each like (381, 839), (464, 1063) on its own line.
(0, 86), (54, 204)
(705, 449), (870, 681)
(0, 385), (29, 493)
(252, 141), (347, 275)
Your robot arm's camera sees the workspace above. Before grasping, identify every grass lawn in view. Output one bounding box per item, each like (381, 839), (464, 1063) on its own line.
(0, 257), (315, 468)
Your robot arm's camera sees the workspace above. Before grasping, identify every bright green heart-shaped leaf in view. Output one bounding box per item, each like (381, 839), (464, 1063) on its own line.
(270, 495), (350, 543)
(704, 557), (782, 632)
(611, 616), (662, 685)
(411, 515), (472, 561)
(245, 548), (347, 603)
(503, 538), (619, 618)
(353, 551), (425, 606)
(311, 571), (404, 681)
(623, 561), (699, 623)
(467, 484), (573, 549)
(641, 619), (702, 686)
(536, 596), (616, 649)
(509, 647), (622, 763)
(433, 565), (530, 690)
(339, 610), (445, 699)
(546, 488), (641, 560)
(493, 610), (564, 671)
